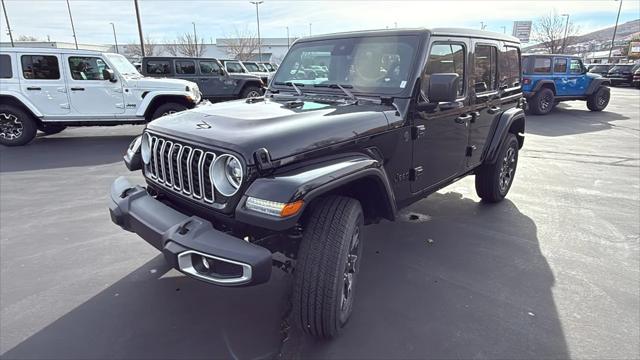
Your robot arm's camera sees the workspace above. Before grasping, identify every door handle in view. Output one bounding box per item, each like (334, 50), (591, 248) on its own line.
(26, 87), (41, 90)
(70, 87), (85, 91)
(455, 114), (472, 124)
(487, 106), (501, 115)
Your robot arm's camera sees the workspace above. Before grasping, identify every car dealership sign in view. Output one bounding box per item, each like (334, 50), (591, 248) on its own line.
(512, 21), (532, 43)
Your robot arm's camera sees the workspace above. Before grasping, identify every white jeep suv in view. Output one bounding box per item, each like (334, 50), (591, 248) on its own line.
(0, 47), (201, 146)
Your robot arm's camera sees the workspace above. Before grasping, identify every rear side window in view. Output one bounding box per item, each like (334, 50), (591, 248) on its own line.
(68, 56), (109, 80)
(0, 55), (12, 78)
(426, 43), (466, 96)
(199, 61), (222, 75)
(21, 55), (60, 79)
(146, 60), (170, 75)
(474, 45), (497, 93)
(554, 58), (567, 73)
(533, 57), (551, 73)
(175, 60), (195, 74)
(499, 46), (521, 88)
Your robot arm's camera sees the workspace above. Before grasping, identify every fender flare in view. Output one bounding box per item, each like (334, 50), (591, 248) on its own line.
(235, 154), (397, 231)
(135, 90), (194, 117)
(585, 77), (611, 95)
(532, 80), (556, 94)
(483, 107), (525, 165)
(0, 91), (44, 118)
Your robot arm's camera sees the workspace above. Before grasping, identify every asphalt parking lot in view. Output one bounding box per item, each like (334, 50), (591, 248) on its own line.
(1, 87), (639, 359)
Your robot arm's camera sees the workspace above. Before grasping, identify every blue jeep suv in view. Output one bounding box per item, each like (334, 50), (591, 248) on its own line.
(522, 54), (611, 115)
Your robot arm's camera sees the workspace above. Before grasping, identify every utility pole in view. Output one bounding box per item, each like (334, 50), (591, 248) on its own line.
(66, 0), (78, 49)
(501, 26), (506, 34)
(286, 26), (290, 48)
(250, 1), (263, 61)
(608, 0), (623, 63)
(134, 0), (145, 57)
(309, 23), (312, 36)
(110, 22), (119, 53)
(561, 14), (570, 53)
(192, 22), (198, 57)
(1, 0), (14, 47)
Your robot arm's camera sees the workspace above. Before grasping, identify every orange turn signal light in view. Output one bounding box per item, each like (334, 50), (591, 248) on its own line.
(280, 200), (304, 217)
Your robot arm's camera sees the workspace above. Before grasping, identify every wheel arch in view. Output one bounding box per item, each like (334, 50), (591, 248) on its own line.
(0, 94), (43, 124)
(482, 107), (525, 164)
(239, 80), (264, 96)
(533, 80), (557, 95)
(137, 93), (195, 120)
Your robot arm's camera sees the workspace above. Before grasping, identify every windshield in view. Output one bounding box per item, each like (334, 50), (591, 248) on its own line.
(244, 62), (261, 72)
(272, 35), (420, 95)
(105, 54), (140, 76)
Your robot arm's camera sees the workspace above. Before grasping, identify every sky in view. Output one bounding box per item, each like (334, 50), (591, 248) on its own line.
(1, 0), (639, 45)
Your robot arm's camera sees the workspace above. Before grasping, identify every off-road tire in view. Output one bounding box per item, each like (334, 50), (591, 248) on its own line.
(475, 133), (519, 203)
(0, 105), (37, 146)
(241, 86), (262, 99)
(530, 88), (554, 115)
(38, 124), (66, 135)
(293, 196), (364, 338)
(586, 86), (610, 112)
(151, 102), (187, 120)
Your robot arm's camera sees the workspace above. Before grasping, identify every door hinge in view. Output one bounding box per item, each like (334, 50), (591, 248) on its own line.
(411, 125), (426, 140)
(466, 145), (477, 157)
(409, 166), (423, 181)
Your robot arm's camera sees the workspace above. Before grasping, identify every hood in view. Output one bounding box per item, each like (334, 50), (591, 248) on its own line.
(147, 98), (391, 164)
(132, 76), (196, 90)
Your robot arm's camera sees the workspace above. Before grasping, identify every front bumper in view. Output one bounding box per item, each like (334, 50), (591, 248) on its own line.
(109, 176), (272, 286)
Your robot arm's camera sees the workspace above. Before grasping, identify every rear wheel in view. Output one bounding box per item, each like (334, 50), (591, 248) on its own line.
(586, 86), (610, 112)
(151, 102), (187, 120)
(475, 133), (519, 203)
(530, 88), (554, 115)
(241, 86), (262, 99)
(0, 105), (37, 146)
(38, 123), (66, 135)
(293, 196), (364, 338)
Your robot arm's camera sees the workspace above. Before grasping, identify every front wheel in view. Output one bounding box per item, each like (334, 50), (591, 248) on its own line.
(0, 105), (37, 146)
(586, 86), (610, 112)
(293, 196), (364, 338)
(475, 133), (519, 203)
(530, 88), (554, 115)
(151, 102), (187, 120)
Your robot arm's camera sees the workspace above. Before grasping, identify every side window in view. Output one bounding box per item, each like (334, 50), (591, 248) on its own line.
(569, 59), (583, 74)
(533, 57), (552, 73)
(554, 58), (567, 73)
(175, 60), (196, 74)
(0, 55), (12, 78)
(426, 43), (465, 96)
(21, 55), (60, 79)
(68, 56), (109, 80)
(474, 45), (497, 93)
(499, 46), (521, 88)
(146, 60), (170, 75)
(199, 61), (221, 75)
(226, 62), (243, 73)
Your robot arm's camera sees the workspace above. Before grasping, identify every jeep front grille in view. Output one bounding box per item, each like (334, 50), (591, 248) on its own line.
(145, 135), (227, 205)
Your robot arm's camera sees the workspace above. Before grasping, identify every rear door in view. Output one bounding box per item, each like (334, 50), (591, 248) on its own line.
(174, 59), (198, 85)
(552, 57), (570, 95)
(19, 53), (70, 115)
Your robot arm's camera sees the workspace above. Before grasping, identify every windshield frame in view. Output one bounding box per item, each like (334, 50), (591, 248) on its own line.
(105, 53), (140, 76)
(270, 34), (425, 98)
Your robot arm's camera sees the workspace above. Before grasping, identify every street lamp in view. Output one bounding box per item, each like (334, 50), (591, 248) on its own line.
(192, 22), (198, 57)
(134, 0), (145, 57)
(561, 14), (570, 53)
(608, 0), (623, 63)
(110, 22), (119, 54)
(65, 0), (78, 49)
(250, 0), (263, 61)
(1, 0), (14, 47)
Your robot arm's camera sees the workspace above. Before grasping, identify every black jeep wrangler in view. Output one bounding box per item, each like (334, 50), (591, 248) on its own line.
(110, 28), (525, 338)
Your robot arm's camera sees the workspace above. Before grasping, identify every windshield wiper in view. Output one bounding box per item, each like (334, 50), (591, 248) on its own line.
(313, 83), (356, 101)
(273, 81), (304, 96)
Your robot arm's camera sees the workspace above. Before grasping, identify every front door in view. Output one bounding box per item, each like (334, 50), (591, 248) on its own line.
(564, 58), (589, 95)
(19, 53), (70, 115)
(197, 60), (230, 97)
(65, 55), (125, 116)
(411, 39), (470, 193)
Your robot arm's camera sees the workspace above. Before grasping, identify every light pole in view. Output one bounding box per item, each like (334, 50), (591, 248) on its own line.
(110, 22), (119, 54)
(286, 26), (290, 48)
(561, 14), (570, 53)
(480, 21), (487, 30)
(1, 0), (14, 47)
(501, 26), (506, 34)
(65, 0), (78, 49)
(134, 0), (145, 57)
(309, 23), (312, 36)
(608, 0), (623, 63)
(250, 1), (263, 61)
(192, 22), (198, 57)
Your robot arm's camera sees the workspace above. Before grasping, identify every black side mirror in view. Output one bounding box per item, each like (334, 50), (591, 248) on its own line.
(103, 68), (117, 83)
(420, 73), (459, 104)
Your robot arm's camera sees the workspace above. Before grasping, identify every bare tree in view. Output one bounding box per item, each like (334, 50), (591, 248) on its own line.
(219, 26), (260, 60)
(17, 35), (40, 41)
(174, 33), (206, 57)
(533, 11), (579, 54)
(122, 35), (159, 59)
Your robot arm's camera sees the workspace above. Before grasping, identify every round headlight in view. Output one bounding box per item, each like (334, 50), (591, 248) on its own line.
(211, 154), (243, 197)
(141, 132), (152, 164)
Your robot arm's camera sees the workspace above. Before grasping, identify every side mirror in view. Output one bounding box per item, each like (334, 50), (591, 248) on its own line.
(103, 68), (117, 83)
(418, 73), (460, 110)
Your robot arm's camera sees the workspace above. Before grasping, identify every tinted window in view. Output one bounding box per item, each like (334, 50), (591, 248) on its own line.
(569, 59), (583, 74)
(533, 57), (551, 73)
(21, 55), (60, 79)
(474, 45), (497, 93)
(226, 62), (244, 73)
(590, 65), (611, 73)
(199, 61), (222, 75)
(609, 65), (634, 72)
(68, 56), (110, 80)
(244, 62), (260, 72)
(0, 55), (12, 78)
(175, 60), (196, 74)
(554, 58), (567, 73)
(499, 46), (521, 88)
(146, 60), (170, 75)
(426, 43), (465, 96)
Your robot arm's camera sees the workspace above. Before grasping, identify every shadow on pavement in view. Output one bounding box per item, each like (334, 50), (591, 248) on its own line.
(1, 255), (291, 359)
(283, 192), (568, 359)
(526, 105), (631, 137)
(0, 134), (136, 172)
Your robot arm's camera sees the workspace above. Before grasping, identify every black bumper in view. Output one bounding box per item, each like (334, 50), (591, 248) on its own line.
(109, 176), (272, 286)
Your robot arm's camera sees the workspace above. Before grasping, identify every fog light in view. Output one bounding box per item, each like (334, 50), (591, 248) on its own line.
(246, 197), (304, 217)
(202, 256), (211, 270)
